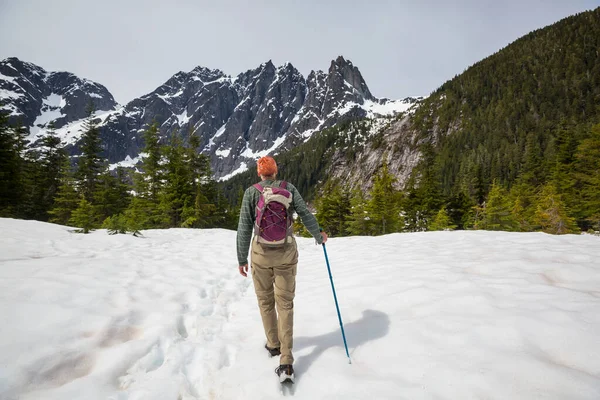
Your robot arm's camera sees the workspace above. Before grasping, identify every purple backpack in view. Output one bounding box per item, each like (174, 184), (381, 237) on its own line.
(253, 181), (294, 247)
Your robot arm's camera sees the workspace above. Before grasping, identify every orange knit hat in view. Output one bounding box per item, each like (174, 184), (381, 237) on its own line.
(257, 156), (278, 176)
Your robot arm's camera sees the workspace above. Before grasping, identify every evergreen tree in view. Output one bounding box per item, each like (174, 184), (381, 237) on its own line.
(76, 104), (104, 201)
(430, 207), (457, 231)
(159, 131), (193, 227)
(521, 132), (545, 188)
(24, 123), (68, 220)
(201, 179), (232, 228)
(346, 188), (372, 236)
(141, 122), (163, 202)
(126, 122), (165, 229)
(181, 130), (218, 228)
(446, 191), (475, 230)
(403, 144), (443, 231)
(48, 159), (79, 225)
(534, 184), (579, 234)
(508, 182), (537, 232)
(482, 181), (515, 231)
(94, 167), (131, 224)
(0, 113), (27, 217)
(573, 123), (600, 230)
(69, 197), (99, 233)
(316, 180), (351, 237)
(367, 161), (403, 235)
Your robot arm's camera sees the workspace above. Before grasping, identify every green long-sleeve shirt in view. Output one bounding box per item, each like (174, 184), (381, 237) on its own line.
(236, 180), (323, 266)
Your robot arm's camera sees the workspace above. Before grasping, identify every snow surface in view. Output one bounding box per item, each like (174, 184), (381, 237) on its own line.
(1, 218), (599, 400)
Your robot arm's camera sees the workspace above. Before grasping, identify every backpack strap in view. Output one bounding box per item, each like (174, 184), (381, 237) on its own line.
(253, 181), (287, 192)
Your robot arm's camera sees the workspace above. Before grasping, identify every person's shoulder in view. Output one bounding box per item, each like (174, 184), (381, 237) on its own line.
(245, 184), (261, 195)
(282, 181), (298, 192)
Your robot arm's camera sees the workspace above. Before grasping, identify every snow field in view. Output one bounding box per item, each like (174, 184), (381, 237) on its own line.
(0, 219), (599, 399)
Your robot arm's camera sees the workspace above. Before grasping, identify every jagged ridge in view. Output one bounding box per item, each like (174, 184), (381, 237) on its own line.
(0, 56), (419, 179)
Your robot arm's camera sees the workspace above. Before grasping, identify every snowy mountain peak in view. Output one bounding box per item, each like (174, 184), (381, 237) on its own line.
(190, 66), (228, 82)
(0, 57), (117, 146)
(2, 57), (419, 180)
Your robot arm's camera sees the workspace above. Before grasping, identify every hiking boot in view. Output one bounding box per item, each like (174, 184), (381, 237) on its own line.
(275, 364), (294, 383)
(265, 344), (281, 357)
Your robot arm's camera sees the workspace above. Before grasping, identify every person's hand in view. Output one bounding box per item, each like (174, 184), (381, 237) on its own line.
(321, 231), (328, 244)
(239, 264), (249, 277)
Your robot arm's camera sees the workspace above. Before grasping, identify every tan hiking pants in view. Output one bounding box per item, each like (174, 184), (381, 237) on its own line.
(251, 236), (298, 365)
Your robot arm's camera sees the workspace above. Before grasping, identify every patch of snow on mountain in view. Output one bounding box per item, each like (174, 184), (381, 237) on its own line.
(215, 147), (231, 158)
(205, 123), (227, 150)
(175, 109), (190, 126)
(109, 154), (144, 171)
(27, 109), (119, 146)
(240, 134), (287, 159)
(218, 161), (248, 181)
(28, 94), (66, 138)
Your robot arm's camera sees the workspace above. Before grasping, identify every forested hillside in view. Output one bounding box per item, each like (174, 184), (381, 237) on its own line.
(406, 7), (600, 232)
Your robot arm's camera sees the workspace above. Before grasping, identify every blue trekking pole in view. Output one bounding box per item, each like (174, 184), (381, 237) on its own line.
(322, 243), (351, 364)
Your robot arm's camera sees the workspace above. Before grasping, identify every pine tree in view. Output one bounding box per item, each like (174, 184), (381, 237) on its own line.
(430, 207), (457, 231)
(201, 179), (231, 228)
(94, 167), (131, 224)
(509, 182), (537, 232)
(482, 181), (515, 231)
(446, 191), (474, 230)
(159, 131), (193, 227)
(69, 197), (99, 233)
(367, 161), (402, 235)
(126, 122), (165, 229)
(181, 130), (218, 228)
(534, 184), (579, 234)
(346, 188), (372, 236)
(573, 124), (600, 230)
(0, 113), (27, 217)
(76, 104), (104, 201)
(403, 144), (443, 231)
(316, 180), (351, 237)
(141, 122), (163, 202)
(24, 123), (67, 220)
(48, 159), (79, 225)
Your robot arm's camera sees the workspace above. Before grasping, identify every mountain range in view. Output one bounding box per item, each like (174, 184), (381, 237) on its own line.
(0, 56), (420, 180)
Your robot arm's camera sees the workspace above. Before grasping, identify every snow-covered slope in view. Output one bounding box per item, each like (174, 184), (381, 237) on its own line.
(2, 219), (598, 399)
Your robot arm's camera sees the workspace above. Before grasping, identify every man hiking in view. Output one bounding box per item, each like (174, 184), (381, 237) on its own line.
(236, 155), (328, 384)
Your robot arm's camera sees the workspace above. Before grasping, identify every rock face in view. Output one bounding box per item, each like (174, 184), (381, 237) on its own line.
(328, 114), (423, 193)
(1, 56), (419, 179)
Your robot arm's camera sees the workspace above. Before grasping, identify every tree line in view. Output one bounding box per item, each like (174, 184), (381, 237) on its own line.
(0, 105), (238, 234)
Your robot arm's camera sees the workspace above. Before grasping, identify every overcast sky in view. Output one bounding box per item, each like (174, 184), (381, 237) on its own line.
(1, 0), (598, 104)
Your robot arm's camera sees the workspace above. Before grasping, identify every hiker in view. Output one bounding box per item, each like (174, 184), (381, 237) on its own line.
(236, 155), (328, 383)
